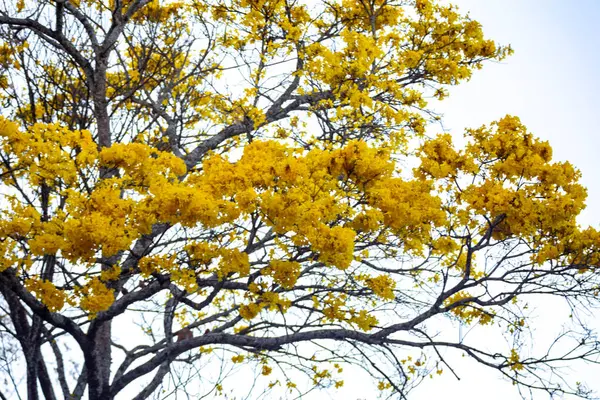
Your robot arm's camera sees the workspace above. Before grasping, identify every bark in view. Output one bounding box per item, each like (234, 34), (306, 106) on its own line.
(87, 321), (113, 400)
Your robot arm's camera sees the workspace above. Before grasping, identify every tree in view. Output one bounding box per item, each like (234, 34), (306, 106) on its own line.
(0, 0), (599, 399)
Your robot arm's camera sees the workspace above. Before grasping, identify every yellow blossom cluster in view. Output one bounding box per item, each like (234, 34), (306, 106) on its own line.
(417, 133), (477, 179)
(309, 292), (379, 331)
(508, 349), (524, 371)
(0, 117), (97, 187)
(130, 0), (186, 23)
(231, 354), (245, 364)
(1, 108), (597, 324)
(417, 115), (594, 262)
(444, 291), (494, 325)
(367, 178), (445, 253)
(349, 309), (379, 331)
(184, 242), (221, 265)
(76, 278), (115, 317)
(441, 252), (484, 279)
(262, 260), (301, 289)
(100, 143), (186, 185)
(364, 275), (396, 300)
(188, 139), (445, 269)
(0, 238), (18, 273)
(138, 254), (199, 292)
(239, 292), (291, 320)
(217, 249), (250, 280)
(24, 279), (66, 312)
(534, 227), (600, 267)
(100, 265), (122, 282)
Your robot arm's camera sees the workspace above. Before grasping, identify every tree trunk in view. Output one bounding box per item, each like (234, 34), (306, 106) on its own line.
(87, 320), (112, 400)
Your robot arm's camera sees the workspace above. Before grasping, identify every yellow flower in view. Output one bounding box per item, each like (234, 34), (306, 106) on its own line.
(78, 278), (115, 317)
(25, 279), (66, 312)
(231, 354), (245, 363)
(261, 365), (272, 376)
(263, 260), (301, 289)
(365, 275), (396, 300)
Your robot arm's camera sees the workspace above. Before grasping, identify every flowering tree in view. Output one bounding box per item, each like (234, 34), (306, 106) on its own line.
(1, 0), (599, 399)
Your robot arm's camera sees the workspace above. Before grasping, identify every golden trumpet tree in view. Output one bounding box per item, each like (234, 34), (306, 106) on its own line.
(0, 0), (599, 399)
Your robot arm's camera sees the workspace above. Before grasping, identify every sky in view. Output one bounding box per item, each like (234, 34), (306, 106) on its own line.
(415, 1), (600, 399)
(99, 3), (600, 399)
(435, 0), (600, 226)
(93, 2), (600, 399)
(325, 2), (600, 399)
(9, 2), (596, 399)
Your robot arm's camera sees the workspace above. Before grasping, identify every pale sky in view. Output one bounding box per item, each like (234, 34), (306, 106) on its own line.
(106, 2), (600, 399)
(436, 0), (600, 226)
(3, 2), (599, 400)
(329, 2), (600, 399)
(119, 2), (600, 399)
(417, 1), (600, 399)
